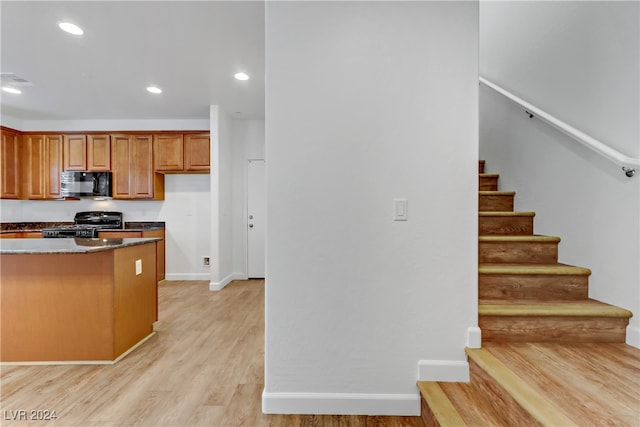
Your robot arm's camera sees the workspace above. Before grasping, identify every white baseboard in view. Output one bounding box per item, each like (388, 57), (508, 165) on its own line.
(418, 359), (469, 382)
(165, 273), (211, 281)
(626, 323), (640, 349)
(209, 273), (245, 291)
(262, 391), (420, 416)
(467, 326), (482, 348)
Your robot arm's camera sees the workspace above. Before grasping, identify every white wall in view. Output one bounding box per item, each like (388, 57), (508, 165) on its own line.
(480, 1), (640, 347)
(0, 118), (212, 280)
(264, 1), (478, 415)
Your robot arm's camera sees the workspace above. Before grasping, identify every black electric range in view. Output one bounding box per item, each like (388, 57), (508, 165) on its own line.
(42, 211), (123, 238)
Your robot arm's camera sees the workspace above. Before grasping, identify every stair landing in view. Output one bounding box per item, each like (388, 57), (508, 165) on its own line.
(419, 343), (640, 426)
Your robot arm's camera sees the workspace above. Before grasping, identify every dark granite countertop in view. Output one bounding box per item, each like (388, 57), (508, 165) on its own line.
(1, 222), (72, 232)
(0, 221), (165, 233)
(124, 222), (165, 230)
(0, 237), (161, 254)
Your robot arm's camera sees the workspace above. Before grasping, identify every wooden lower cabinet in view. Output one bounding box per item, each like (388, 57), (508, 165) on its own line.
(0, 232), (42, 238)
(98, 229), (165, 282)
(0, 243), (157, 362)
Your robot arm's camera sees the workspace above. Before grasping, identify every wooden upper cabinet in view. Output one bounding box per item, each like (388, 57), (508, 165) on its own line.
(111, 134), (163, 200)
(87, 135), (111, 171)
(0, 128), (21, 199)
(46, 135), (63, 199)
(111, 135), (133, 198)
(64, 134), (111, 171)
(22, 134), (63, 199)
(23, 135), (46, 199)
(185, 133), (210, 171)
(154, 134), (184, 171)
(63, 135), (87, 171)
(131, 134), (154, 198)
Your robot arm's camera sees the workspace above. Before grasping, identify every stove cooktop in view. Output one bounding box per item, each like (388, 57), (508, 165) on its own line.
(42, 211), (124, 238)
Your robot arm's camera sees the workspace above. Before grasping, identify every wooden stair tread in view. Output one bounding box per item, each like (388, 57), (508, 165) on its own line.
(478, 235), (560, 243)
(479, 263), (591, 275)
(465, 347), (578, 427)
(479, 211), (535, 217)
(417, 382), (467, 426)
(418, 381), (508, 427)
(479, 300), (633, 318)
(479, 173), (499, 178)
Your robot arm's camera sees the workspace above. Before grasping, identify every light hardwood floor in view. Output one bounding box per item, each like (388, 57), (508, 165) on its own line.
(1, 280), (423, 427)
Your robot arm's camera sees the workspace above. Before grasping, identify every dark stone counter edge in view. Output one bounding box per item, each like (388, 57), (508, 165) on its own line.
(1, 222), (165, 233)
(0, 237), (162, 254)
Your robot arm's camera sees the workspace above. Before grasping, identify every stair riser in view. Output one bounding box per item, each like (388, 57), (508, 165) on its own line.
(479, 161), (485, 174)
(468, 358), (543, 427)
(479, 316), (629, 343)
(420, 397), (441, 427)
(479, 216), (534, 235)
(479, 274), (589, 301)
(479, 176), (499, 191)
(479, 194), (514, 212)
(479, 242), (558, 264)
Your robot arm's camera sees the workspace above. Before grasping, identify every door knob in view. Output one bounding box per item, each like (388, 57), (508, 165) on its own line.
(249, 215), (254, 220)
(249, 224), (254, 228)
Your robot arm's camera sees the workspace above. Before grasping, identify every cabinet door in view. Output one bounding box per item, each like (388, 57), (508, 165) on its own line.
(111, 135), (133, 199)
(0, 129), (20, 199)
(46, 135), (63, 199)
(87, 135), (111, 171)
(23, 135), (46, 199)
(63, 135), (87, 171)
(184, 133), (210, 171)
(132, 135), (154, 198)
(153, 134), (184, 171)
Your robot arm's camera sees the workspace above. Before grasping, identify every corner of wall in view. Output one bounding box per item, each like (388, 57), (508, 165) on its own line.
(467, 326), (482, 348)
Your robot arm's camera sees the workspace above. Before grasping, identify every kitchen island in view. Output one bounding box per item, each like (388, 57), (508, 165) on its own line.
(0, 238), (159, 364)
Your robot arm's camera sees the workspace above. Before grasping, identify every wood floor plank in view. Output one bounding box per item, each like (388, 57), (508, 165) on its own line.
(0, 280), (422, 427)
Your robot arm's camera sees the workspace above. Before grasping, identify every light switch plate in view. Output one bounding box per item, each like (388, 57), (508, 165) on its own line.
(135, 259), (142, 275)
(393, 198), (408, 221)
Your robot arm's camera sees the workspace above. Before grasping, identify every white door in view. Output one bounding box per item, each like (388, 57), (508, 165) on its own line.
(247, 159), (266, 278)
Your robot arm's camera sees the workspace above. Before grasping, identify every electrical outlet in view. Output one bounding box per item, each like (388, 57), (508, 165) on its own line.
(203, 257), (210, 266)
(135, 259), (142, 275)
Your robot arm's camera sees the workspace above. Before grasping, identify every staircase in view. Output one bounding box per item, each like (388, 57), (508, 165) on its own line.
(417, 160), (638, 426)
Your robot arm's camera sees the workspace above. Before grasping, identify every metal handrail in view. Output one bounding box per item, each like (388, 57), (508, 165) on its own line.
(480, 76), (639, 177)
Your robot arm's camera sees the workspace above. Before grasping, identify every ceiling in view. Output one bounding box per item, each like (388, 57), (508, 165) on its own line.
(0, 1), (265, 121)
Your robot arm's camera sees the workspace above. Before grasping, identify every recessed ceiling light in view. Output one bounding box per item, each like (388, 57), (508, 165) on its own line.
(147, 86), (162, 94)
(2, 87), (22, 94)
(234, 72), (249, 81)
(58, 22), (84, 36)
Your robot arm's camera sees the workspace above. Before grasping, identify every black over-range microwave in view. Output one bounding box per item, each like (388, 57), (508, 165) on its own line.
(60, 171), (112, 198)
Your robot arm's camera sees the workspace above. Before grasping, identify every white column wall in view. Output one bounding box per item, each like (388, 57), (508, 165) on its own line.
(209, 106), (236, 290)
(480, 1), (640, 346)
(231, 120), (266, 278)
(264, 1), (478, 415)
